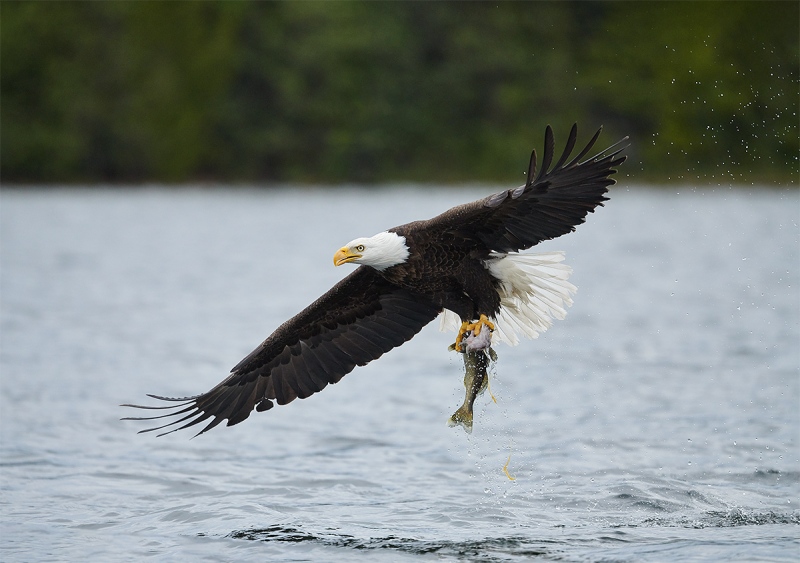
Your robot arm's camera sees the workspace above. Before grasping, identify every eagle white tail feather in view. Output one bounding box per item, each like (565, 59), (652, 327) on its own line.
(438, 251), (576, 346)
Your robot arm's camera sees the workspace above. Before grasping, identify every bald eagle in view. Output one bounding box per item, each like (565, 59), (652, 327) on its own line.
(123, 124), (627, 436)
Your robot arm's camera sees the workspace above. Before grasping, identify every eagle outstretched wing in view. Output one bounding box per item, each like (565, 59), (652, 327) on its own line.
(428, 124), (627, 253)
(122, 266), (440, 436)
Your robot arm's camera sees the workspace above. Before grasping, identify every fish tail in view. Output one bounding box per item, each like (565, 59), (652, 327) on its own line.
(447, 405), (473, 433)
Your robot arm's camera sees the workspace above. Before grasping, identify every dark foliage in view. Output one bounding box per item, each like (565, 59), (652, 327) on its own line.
(1, 1), (797, 184)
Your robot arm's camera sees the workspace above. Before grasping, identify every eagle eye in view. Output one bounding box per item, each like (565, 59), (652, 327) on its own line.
(355, 245), (365, 252)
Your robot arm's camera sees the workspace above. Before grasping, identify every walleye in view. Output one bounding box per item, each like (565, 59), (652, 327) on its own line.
(447, 327), (497, 433)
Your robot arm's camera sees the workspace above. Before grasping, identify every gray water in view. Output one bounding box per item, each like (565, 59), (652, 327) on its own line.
(1, 186), (798, 562)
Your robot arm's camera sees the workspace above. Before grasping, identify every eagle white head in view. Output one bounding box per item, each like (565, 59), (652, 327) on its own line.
(333, 231), (410, 271)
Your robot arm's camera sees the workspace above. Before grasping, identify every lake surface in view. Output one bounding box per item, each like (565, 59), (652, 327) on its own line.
(1, 186), (798, 562)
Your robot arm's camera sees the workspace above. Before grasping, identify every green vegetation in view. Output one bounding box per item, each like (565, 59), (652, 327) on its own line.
(2, 1), (797, 185)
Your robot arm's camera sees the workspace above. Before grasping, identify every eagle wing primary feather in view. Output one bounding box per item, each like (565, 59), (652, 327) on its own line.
(122, 267), (440, 437)
(434, 124), (627, 254)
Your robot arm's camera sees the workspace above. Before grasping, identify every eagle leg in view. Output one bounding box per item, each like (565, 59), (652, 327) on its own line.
(472, 314), (495, 336)
(453, 315), (495, 352)
(454, 321), (471, 352)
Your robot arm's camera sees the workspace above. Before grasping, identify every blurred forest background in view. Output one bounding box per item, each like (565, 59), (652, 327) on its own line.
(1, 1), (797, 185)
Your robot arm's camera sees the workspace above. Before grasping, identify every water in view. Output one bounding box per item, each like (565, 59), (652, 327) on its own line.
(1, 186), (798, 562)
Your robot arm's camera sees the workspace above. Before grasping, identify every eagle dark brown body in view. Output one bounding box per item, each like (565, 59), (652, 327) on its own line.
(381, 225), (502, 323)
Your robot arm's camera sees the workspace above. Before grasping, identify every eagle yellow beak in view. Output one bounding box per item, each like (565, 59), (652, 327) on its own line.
(334, 247), (361, 266)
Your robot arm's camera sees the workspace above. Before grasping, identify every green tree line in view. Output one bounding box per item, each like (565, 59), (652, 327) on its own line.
(1, 1), (797, 185)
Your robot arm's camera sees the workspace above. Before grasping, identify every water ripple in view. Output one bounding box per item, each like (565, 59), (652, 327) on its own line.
(2, 188), (798, 562)
(228, 526), (554, 560)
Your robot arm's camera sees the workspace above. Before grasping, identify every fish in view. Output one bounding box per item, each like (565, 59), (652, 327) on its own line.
(447, 327), (497, 433)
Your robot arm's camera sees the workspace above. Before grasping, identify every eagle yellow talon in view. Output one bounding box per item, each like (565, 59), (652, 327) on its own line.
(454, 321), (471, 352)
(472, 314), (495, 336)
(453, 315), (495, 352)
